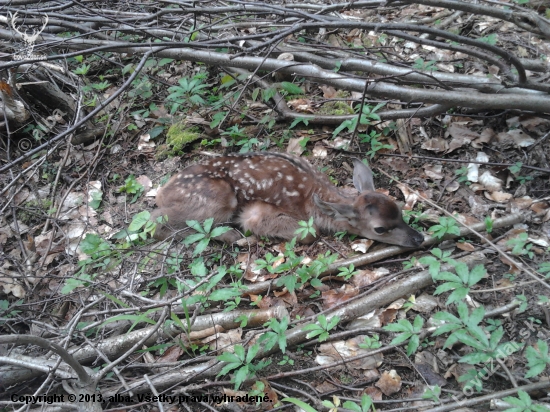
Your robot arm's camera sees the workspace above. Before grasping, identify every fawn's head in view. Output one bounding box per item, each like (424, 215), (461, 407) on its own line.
(314, 159), (424, 247)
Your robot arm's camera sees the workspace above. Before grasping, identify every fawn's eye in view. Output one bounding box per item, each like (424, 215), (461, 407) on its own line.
(374, 227), (386, 234)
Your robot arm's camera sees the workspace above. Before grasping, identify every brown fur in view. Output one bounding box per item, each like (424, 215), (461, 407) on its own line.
(151, 153), (424, 247)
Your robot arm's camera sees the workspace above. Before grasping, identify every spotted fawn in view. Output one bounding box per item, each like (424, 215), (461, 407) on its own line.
(151, 152), (424, 247)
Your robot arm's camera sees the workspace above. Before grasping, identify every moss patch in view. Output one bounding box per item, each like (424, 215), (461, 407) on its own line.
(318, 101), (354, 116)
(156, 123), (202, 159)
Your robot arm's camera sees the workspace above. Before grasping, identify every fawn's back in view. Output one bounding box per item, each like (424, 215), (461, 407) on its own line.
(151, 152), (424, 247)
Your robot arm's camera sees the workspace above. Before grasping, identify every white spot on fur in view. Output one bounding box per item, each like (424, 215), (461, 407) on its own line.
(302, 176), (308, 182)
(261, 179), (273, 190)
(286, 175), (294, 181)
(283, 187), (300, 197)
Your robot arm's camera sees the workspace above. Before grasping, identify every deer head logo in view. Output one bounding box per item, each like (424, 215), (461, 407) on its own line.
(9, 12), (48, 60)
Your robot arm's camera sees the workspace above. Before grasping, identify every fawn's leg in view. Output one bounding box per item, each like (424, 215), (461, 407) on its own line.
(151, 177), (241, 242)
(238, 202), (317, 243)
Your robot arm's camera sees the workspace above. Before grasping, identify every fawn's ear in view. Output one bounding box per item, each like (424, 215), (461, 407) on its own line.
(314, 194), (357, 220)
(352, 159), (375, 192)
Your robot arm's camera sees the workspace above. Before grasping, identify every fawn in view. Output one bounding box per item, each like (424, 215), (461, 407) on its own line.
(151, 152), (424, 247)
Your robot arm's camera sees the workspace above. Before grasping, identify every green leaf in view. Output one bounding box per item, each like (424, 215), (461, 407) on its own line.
(459, 352), (492, 364)
(280, 82), (304, 95)
(390, 332), (413, 346)
(433, 282), (462, 295)
(203, 217), (214, 233)
(407, 334), (420, 356)
(183, 233), (205, 245)
(446, 287), (469, 305)
(210, 226), (232, 238)
(282, 398), (318, 412)
(128, 211), (151, 231)
(234, 365), (249, 389)
(468, 264), (487, 286)
(209, 288), (241, 301)
(432, 271), (461, 283)
(193, 238), (210, 255)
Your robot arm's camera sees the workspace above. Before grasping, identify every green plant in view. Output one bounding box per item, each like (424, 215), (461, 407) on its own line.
(279, 81), (304, 96)
(282, 398), (317, 412)
(434, 302), (521, 366)
(338, 264), (359, 280)
(358, 334), (381, 350)
(259, 317), (290, 353)
(501, 390), (547, 412)
(125, 211), (157, 241)
(478, 33), (498, 45)
(413, 58), (438, 71)
(302, 315), (340, 342)
(516, 294), (528, 313)
(278, 355), (294, 366)
(432, 261), (486, 305)
(183, 218), (232, 255)
(289, 117), (310, 129)
(422, 385), (441, 404)
(332, 102), (385, 138)
(0, 300), (22, 323)
(221, 124), (247, 140)
(508, 162), (533, 184)
(359, 130), (393, 158)
(118, 175), (144, 203)
(167, 75), (210, 113)
(236, 137), (260, 153)
(295, 217), (316, 240)
(73, 63), (90, 75)
(277, 248), (337, 294)
(62, 234), (120, 294)
(432, 302), (485, 348)
(217, 344), (271, 390)
(455, 166), (471, 185)
(485, 216), (494, 234)
(429, 216), (460, 239)
(402, 210), (427, 231)
(384, 315), (424, 356)
(524, 340), (550, 379)
(419, 248), (453, 275)
(402, 256), (418, 270)
(127, 75), (153, 100)
(538, 262), (550, 278)
(507, 232), (534, 259)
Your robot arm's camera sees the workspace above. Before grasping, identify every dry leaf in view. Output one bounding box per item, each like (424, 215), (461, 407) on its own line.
(319, 85), (338, 98)
(445, 124), (478, 153)
(286, 137), (307, 156)
(497, 130), (535, 148)
(316, 335), (384, 369)
(484, 191), (512, 203)
(479, 171), (503, 191)
(352, 268), (389, 288)
(351, 239), (374, 253)
(375, 370), (402, 396)
(457, 241), (476, 251)
(421, 137), (448, 152)
(322, 284), (359, 309)
(411, 294), (439, 313)
(424, 164), (443, 180)
(472, 128), (495, 148)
